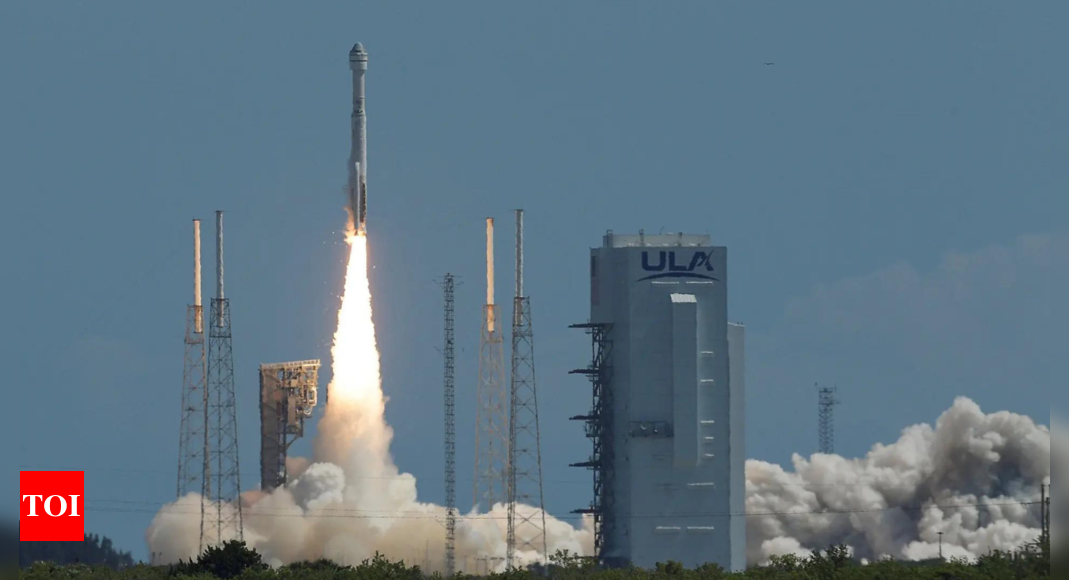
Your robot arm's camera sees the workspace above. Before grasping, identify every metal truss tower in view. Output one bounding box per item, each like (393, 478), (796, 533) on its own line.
(569, 323), (615, 563)
(178, 220), (210, 507)
(474, 218), (508, 513)
(259, 360), (320, 492)
(506, 210), (547, 568)
(817, 385), (840, 455)
(206, 210), (243, 546)
(439, 274), (458, 577)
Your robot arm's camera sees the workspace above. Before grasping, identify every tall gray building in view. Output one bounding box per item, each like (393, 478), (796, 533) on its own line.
(586, 232), (745, 570)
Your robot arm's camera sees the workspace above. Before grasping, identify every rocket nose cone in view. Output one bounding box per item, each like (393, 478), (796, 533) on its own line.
(351, 42), (366, 54)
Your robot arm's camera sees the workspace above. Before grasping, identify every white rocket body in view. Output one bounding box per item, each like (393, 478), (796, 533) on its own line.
(348, 43), (369, 232)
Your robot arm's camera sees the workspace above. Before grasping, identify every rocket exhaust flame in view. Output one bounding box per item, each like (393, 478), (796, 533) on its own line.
(147, 231), (592, 569)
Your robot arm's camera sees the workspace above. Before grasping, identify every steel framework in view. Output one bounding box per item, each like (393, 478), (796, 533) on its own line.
(177, 219), (211, 553)
(507, 210), (547, 569)
(474, 220), (508, 513)
(440, 274), (458, 577)
(818, 385), (840, 454)
(569, 323), (615, 564)
(178, 305), (210, 493)
(178, 219), (209, 503)
(259, 360), (320, 492)
(205, 211), (243, 546)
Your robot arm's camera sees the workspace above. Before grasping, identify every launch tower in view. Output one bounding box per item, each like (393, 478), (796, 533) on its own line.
(259, 360), (320, 491)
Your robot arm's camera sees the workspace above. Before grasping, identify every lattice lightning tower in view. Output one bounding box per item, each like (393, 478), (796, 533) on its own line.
(206, 211), (244, 546)
(440, 274), (458, 577)
(177, 219), (210, 512)
(817, 385), (840, 455)
(507, 210), (547, 568)
(474, 218), (508, 513)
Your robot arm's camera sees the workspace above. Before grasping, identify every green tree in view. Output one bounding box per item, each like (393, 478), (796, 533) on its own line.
(195, 541), (267, 580)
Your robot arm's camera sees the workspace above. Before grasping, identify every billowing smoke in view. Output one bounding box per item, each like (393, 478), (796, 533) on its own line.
(747, 397), (1050, 563)
(147, 235), (591, 572)
(147, 234), (1048, 570)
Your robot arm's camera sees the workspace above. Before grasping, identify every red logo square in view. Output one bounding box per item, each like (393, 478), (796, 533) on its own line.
(20, 471), (85, 542)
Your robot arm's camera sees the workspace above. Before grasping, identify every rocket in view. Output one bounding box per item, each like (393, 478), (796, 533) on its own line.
(348, 42), (369, 232)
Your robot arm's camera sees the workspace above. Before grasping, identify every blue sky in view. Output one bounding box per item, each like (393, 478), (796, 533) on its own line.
(4, 1), (1061, 560)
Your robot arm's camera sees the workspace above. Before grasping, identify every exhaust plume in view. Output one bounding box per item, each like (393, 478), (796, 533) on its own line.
(747, 397), (1050, 563)
(148, 234), (591, 571)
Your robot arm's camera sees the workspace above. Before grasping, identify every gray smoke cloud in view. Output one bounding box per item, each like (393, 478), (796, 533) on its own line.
(148, 395), (1048, 569)
(747, 397), (1049, 563)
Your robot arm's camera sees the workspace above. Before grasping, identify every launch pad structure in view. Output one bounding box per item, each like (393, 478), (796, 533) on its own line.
(259, 360), (321, 492)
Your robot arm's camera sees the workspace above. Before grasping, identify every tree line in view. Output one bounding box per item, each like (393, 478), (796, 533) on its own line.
(18, 535), (1052, 580)
(19, 532), (135, 570)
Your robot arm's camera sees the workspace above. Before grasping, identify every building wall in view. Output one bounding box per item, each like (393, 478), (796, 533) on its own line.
(589, 233), (744, 570)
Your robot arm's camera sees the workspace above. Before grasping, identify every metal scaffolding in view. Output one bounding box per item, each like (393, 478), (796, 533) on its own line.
(178, 220), (210, 505)
(259, 360), (320, 492)
(474, 218), (508, 513)
(569, 323), (615, 564)
(507, 210), (547, 568)
(440, 274), (458, 577)
(205, 211), (243, 546)
(818, 385), (840, 455)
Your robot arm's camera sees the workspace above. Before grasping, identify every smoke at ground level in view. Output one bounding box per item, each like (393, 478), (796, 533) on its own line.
(147, 397), (1047, 569)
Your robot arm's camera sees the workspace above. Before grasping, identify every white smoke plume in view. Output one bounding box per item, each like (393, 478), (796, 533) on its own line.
(147, 233), (1049, 570)
(747, 397), (1049, 564)
(147, 235), (591, 572)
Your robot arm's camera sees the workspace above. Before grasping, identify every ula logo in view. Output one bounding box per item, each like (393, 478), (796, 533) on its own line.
(639, 251), (720, 282)
(20, 471), (85, 542)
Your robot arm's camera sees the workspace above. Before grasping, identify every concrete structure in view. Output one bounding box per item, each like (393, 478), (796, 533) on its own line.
(584, 231), (745, 570)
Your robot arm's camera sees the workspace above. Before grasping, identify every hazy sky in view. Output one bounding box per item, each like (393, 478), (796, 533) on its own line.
(4, 1), (1062, 559)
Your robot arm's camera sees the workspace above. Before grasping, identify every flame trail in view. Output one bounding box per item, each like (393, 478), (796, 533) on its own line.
(147, 232), (592, 570)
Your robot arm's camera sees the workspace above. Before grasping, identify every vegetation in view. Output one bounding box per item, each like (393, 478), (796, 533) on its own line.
(18, 537), (1051, 579)
(19, 533), (135, 570)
